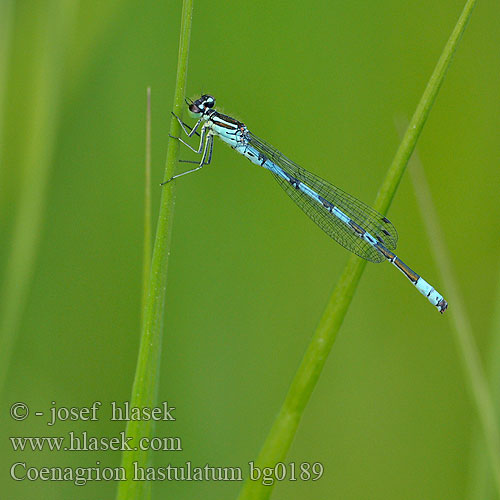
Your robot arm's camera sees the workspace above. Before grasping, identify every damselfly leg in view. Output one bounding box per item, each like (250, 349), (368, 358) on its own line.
(161, 117), (214, 185)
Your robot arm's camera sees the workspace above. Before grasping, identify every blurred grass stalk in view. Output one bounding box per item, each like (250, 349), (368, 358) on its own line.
(0, 0), (14, 169)
(0, 1), (79, 397)
(237, 1), (477, 499)
(467, 272), (500, 500)
(408, 152), (500, 497)
(115, 1), (194, 499)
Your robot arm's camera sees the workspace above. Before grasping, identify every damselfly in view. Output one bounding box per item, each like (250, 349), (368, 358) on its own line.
(163, 95), (448, 313)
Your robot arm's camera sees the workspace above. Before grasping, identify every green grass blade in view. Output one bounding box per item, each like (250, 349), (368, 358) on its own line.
(376, 0), (476, 215)
(408, 154), (500, 498)
(0, 0), (79, 397)
(142, 86), (152, 320)
(237, 1), (477, 499)
(115, 1), (194, 499)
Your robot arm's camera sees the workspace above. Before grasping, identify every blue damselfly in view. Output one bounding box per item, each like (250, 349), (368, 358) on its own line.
(163, 95), (448, 313)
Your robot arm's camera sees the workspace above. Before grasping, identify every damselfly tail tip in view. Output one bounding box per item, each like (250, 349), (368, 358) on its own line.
(160, 179), (170, 186)
(437, 298), (448, 314)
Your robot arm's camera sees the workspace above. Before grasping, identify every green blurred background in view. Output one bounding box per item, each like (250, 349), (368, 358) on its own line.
(1, 0), (499, 498)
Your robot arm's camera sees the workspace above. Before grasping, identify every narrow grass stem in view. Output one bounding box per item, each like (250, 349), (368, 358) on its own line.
(115, 1), (194, 499)
(237, 1), (477, 499)
(141, 87), (152, 321)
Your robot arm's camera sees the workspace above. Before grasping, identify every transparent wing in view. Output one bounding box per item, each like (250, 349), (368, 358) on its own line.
(248, 132), (398, 263)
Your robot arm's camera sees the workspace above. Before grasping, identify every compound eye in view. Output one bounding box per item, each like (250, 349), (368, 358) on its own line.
(205, 98), (214, 108)
(189, 103), (201, 114)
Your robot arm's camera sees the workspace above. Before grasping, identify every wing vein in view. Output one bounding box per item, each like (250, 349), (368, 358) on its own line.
(247, 132), (398, 263)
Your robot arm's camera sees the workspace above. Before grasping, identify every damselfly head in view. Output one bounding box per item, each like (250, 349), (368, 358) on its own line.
(188, 94), (215, 117)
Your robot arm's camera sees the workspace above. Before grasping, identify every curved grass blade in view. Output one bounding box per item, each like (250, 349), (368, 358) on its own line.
(115, 1), (194, 499)
(237, 1), (477, 498)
